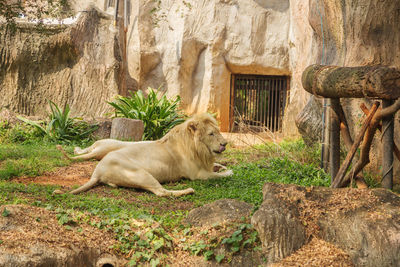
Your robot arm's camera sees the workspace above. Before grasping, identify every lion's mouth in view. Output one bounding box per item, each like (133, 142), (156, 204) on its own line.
(214, 145), (226, 154)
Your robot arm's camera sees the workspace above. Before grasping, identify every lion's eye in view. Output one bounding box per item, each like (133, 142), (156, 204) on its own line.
(209, 132), (214, 136)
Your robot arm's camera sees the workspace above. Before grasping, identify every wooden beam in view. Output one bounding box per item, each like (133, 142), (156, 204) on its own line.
(302, 65), (400, 99)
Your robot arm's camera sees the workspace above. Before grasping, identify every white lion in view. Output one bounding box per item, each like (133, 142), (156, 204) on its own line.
(67, 113), (233, 196)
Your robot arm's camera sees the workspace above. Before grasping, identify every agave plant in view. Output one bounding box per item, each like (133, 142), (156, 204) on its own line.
(18, 100), (98, 145)
(108, 88), (185, 140)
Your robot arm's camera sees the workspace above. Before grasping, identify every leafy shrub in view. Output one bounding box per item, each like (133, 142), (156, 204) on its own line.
(18, 100), (98, 145)
(0, 121), (43, 144)
(108, 88), (185, 140)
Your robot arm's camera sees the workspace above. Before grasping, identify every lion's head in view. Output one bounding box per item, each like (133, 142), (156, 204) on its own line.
(161, 113), (228, 170)
(186, 114), (227, 156)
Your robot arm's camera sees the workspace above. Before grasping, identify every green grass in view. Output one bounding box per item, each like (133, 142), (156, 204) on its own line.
(0, 138), (331, 265)
(0, 139), (328, 208)
(0, 142), (71, 180)
(171, 156), (330, 208)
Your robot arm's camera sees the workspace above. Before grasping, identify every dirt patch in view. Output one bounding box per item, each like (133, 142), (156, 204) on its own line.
(12, 162), (195, 214)
(272, 238), (353, 267)
(276, 185), (380, 238)
(0, 204), (117, 255)
(13, 161), (97, 186)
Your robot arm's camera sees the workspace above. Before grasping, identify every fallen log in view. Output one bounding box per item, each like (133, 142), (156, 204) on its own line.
(302, 65), (400, 99)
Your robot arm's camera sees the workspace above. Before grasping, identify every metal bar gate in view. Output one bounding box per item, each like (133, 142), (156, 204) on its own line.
(230, 74), (289, 132)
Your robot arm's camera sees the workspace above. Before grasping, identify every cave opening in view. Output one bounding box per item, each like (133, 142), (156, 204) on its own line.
(230, 74), (289, 132)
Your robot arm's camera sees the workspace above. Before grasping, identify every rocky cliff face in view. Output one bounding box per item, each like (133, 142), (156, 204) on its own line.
(125, 0), (291, 131)
(1, 0), (399, 139)
(0, 8), (126, 118)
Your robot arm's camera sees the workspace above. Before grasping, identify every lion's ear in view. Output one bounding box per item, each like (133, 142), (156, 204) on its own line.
(188, 121), (198, 134)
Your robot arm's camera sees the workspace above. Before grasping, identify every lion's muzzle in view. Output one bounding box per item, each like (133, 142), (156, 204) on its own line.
(219, 144), (226, 153)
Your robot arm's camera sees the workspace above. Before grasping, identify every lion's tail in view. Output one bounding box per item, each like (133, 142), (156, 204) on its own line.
(56, 145), (73, 160)
(69, 175), (100, 194)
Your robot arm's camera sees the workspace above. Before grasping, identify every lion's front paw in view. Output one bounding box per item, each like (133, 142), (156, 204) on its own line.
(223, 169), (234, 177)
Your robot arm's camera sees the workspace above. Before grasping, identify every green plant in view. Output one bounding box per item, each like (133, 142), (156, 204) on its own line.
(183, 223), (260, 263)
(0, 122), (43, 144)
(108, 88), (185, 140)
(2, 207), (10, 217)
(18, 100), (98, 145)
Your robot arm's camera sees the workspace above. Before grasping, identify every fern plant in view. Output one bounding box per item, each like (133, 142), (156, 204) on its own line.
(108, 88), (185, 140)
(18, 100), (98, 145)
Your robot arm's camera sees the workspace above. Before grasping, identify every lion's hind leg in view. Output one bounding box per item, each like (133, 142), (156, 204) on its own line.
(123, 169), (194, 197)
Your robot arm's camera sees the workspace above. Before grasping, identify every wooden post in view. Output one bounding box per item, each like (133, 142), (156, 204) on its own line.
(381, 99), (394, 190)
(337, 104), (353, 151)
(322, 99), (330, 172)
(329, 98), (341, 182)
(331, 101), (380, 188)
(110, 118), (144, 141)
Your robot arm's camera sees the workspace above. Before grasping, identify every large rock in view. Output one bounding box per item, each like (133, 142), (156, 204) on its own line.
(90, 118), (112, 140)
(253, 183), (400, 266)
(295, 96), (323, 146)
(251, 185), (307, 263)
(184, 199), (264, 267)
(318, 188), (400, 267)
(185, 199), (253, 227)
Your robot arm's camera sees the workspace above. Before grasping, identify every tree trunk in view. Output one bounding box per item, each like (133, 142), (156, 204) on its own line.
(302, 64), (400, 99)
(110, 118), (144, 141)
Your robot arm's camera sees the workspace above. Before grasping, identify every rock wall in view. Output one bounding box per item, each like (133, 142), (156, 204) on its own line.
(125, 0), (291, 131)
(0, 8), (127, 118)
(1, 0), (399, 140)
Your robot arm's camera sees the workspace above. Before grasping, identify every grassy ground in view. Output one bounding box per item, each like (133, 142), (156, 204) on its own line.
(0, 138), (331, 265)
(0, 142), (71, 180)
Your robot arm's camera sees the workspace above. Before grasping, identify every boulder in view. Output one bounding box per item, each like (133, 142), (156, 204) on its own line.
(251, 185), (307, 263)
(295, 96), (323, 146)
(318, 188), (400, 267)
(89, 118), (112, 140)
(184, 199), (253, 227)
(252, 183), (400, 266)
(184, 199), (264, 267)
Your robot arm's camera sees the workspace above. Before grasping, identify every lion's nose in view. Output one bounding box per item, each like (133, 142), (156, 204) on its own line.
(221, 141), (227, 147)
